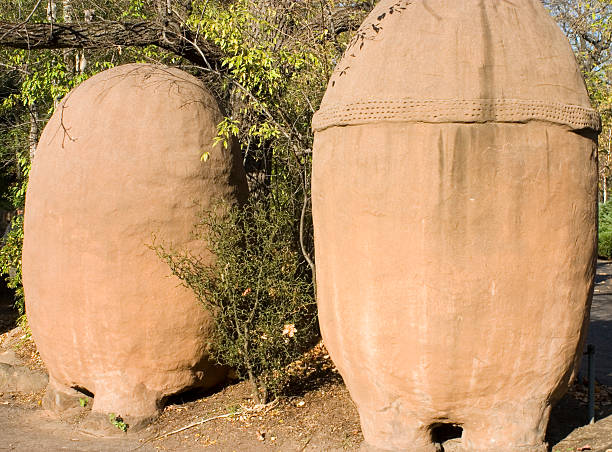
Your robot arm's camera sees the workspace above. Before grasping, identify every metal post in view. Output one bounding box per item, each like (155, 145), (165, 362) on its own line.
(587, 344), (595, 424)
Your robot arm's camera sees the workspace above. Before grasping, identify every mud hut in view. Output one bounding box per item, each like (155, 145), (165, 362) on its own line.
(23, 64), (247, 429)
(312, 1), (600, 450)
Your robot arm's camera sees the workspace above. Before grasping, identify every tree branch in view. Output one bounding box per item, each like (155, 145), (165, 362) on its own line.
(0, 3), (369, 69)
(0, 20), (224, 68)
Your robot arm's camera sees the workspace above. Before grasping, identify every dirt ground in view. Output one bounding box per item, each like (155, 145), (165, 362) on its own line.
(2, 269), (612, 452)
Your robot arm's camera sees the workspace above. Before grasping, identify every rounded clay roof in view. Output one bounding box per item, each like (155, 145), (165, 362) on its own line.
(313, 0), (600, 132)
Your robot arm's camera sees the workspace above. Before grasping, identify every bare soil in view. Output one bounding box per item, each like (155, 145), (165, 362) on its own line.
(2, 274), (612, 452)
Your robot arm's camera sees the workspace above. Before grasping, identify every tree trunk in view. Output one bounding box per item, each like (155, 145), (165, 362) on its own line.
(605, 129), (612, 203)
(46, 0), (57, 22)
(62, 0), (76, 74)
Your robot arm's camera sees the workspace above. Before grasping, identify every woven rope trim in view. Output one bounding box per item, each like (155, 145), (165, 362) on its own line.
(312, 98), (601, 132)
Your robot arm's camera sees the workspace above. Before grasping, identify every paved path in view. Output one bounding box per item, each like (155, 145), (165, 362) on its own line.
(582, 260), (612, 385)
(0, 406), (156, 452)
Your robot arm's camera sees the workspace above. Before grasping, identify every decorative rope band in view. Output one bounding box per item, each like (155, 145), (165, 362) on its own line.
(312, 98), (601, 132)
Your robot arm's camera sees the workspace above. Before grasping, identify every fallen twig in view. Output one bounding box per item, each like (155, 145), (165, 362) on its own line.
(132, 411), (242, 450)
(299, 434), (313, 451)
(132, 399), (279, 450)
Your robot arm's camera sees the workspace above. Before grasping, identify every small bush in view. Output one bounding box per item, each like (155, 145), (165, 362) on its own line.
(156, 198), (318, 403)
(599, 201), (612, 259)
(0, 213), (25, 315)
(599, 230), (612, 260)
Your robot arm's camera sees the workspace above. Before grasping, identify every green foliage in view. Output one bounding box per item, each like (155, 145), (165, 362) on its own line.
(0, 214), (24, 313)
(108, 413), (128, 432)
(599, 229), (612, 260)
(156, 196), (318, 403)
(120, 0), (150, 19)
(191, 0), (334, 167)
(599, 201), (612, 259)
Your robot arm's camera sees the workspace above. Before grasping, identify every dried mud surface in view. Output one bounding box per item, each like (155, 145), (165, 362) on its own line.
(2, 263), (612, 451)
